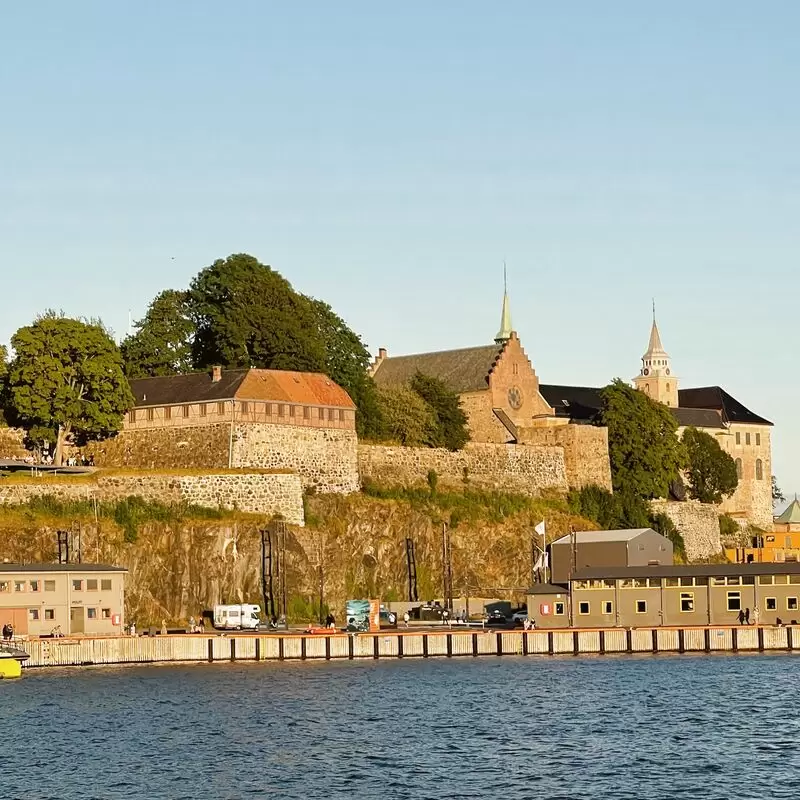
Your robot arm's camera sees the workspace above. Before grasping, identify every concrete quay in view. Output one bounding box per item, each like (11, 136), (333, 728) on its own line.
(15, 625), (800, 668)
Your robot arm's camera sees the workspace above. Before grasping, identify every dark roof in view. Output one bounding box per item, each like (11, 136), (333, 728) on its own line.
(679, 387), (772, 426)
(0, 563), (126, 573)
(573, 563), (800, 579)
(671, 407), (725, 429)
(538, 384), (603, 422)
(527, 582), (569, 594)
(130, 370), (248, 408)
(372, 344), (503, 393)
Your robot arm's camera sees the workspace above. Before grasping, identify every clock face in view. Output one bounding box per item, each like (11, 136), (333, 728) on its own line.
(643, 368), (650, 376)
(666, 368), (671, 376)
(508, 386), (523, 410)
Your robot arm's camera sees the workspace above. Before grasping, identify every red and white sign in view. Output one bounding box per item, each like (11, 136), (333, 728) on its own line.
(540, 603), (551, 616)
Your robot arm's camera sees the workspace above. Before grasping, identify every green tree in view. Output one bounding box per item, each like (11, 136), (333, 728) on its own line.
(121, 290), (195, 378)
(773, 475), (786, 507)
(682, 426), (738, 503)
(6, 314), (133, 464)
(409, 372), (469, 451)
(649, 511), (687, 561)
(189, 254), (325, 372)
(306, 298), (383, 438)
(374, 384), (437, 446)
(598, 379), (684, 499)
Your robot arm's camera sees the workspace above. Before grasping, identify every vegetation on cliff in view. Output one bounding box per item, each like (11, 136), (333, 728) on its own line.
(682, 426), (738, 504)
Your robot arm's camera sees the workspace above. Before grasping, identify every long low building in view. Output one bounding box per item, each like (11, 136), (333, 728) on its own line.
(0, 564), (126, 637)
(528, 563), (800, 629)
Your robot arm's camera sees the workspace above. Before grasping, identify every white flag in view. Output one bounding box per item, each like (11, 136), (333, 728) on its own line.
(534, 520), (546, 537)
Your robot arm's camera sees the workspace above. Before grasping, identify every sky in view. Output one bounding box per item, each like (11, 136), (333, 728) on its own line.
(1, 2), (798, 496)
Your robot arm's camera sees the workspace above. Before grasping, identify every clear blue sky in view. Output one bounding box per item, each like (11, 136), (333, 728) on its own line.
(1, 2), (798, 497)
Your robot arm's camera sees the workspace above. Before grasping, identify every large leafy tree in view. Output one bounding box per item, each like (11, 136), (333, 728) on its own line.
(598, 379), (684, 499)
(682, 426), (738, 504)
(375, 384), (437, 446)
(306, 298), (383, 438)
(409, 372), (469, 451)
(121, 289), (195, 378)
(6, 314), (133, 465)
(189, 254), (325, 372)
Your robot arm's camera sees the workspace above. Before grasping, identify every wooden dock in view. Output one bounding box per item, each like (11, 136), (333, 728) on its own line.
(14, 625), (800, 668)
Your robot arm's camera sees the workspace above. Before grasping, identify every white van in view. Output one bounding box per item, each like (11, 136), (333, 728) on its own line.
(213, 604), (262, 630)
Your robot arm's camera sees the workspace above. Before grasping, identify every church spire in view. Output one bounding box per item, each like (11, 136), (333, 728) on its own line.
(633, 302), (679, 407)
(495, 262), (513, 343)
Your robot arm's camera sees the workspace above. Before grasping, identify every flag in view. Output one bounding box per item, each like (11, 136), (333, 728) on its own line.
(534, 520), (546, 537)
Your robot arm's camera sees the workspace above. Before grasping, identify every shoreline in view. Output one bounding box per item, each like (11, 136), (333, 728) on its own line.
(13, 624), (799, 669)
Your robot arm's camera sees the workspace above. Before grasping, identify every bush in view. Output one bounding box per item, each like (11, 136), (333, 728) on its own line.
(649, 512), (686, 562)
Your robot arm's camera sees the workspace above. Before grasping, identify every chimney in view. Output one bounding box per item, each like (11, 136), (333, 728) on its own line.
(368, 347), (388, 377)
(211, 365), (222, 383)
(378, 348), (387, 359)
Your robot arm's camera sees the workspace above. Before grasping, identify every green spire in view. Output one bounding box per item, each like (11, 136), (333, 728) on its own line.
(495, 263), (513, 343)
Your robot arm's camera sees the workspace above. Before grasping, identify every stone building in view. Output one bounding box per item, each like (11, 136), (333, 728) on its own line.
(544, 317), (773, 528)
(90, 367), (360, 494)
(370, 287), (613, 491)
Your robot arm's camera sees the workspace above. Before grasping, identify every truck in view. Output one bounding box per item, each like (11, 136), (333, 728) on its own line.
(212, 604), (262, 631)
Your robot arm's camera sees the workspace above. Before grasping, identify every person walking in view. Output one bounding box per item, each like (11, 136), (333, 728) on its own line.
(188, 615), (196, 633)
(737, 609), (746, 625)
(744, 608), (751, 625)
(403, 611), (410, 628)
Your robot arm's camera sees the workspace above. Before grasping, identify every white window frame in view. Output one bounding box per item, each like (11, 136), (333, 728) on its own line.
(635, 600), (647, 614)
(578, 601), (590, 616)
(727, 591), (742, 612)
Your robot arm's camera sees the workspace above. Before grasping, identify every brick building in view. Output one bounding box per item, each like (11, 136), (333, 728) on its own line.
(90, 367), (360, 494)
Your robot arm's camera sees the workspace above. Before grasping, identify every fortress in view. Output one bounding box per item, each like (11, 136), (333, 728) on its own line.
(71, 287), (771, 534)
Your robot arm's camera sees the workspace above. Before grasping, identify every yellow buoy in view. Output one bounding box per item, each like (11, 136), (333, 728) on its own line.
(0, 655), (22, 679)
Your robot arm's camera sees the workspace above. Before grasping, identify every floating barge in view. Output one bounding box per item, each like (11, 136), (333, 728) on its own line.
(12, 625), (800, 669)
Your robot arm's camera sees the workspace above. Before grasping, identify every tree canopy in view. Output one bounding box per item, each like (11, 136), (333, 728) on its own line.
(189, 254), (325, 372)
(374, 384), (437, 446)
(598, 379), (685, 499)
(409, 372), (470, 451)
(5, 314), (133, 464)
(773, 475), (786, 506)
(682, 426), (738, 504)
(121, 289), (195, 378)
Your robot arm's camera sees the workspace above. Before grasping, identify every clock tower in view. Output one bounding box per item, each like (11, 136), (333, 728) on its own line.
(633, 311), (679, 407)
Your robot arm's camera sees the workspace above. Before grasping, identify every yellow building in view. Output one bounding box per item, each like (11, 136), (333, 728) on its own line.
(727, 498), (800, 564)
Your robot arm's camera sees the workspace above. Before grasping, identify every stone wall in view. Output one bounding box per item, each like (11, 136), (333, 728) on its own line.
(85, 425), (230, 470)
(358, 442), (567, 496)
(0, 427), (26, 459)
(231, 423), (359, 494)
(0, 472), (305, 525)
(650, 499), (722, 561)
(518, 423), (612, 491)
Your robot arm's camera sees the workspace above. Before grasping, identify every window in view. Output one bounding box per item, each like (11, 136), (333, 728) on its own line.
(14, 581), (25, 592)
(164, 406), (171, 420)
(756, 433), (761, 446)
(735, 458), (743, 478)
(289, 405), (295, 418)
(554, 602), (565, 615)
(72, 580), (83, 591)
(87, 579), (98, 591)
(303, 406), (310, 420)
(146, 407), (154, 422)
(278, 404), (285, 417)
(636, 600), (647, 614)
(726, 576), (742, 586)
(602, 601), (613, 615)
(101, 579), (112, 591)
(329, 408), (336, 421)
(759, 575), (774, 585)
(45, 580), (55, 592)
(29, 580), (39, 592)
(736, 432), (741, 445)
(694, 577), (708, 586)
(217, 402), (226, 415)
(727, 591), (742, 611)
(789, 598), (799, 611)
(664, 577), (679, 588)
(756, 459), (763, 480)
(200, 403), (207, 417)
(240, 401), (249, 414)
(666, 383), (670, 392)
(679, 577), (695, 587)
(102, 608), (111, 619)
(746, 432), (751, 445)
(28, 609), (39, 621)
(87, 608), (97, 620)
(182, 405), (190, 418)
(129, 409), (137, 423)
(578, 601), (590, 615)
(338, 409), (345, 422)
(680, 592), (694, 612)
(44, 609), (55, 620)
(0, 582), (8, 592)
(512, 363), (518, 375)
(766, 597), (777, 611)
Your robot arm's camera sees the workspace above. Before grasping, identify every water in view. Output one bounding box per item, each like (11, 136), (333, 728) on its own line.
(3, 653), (800, 799)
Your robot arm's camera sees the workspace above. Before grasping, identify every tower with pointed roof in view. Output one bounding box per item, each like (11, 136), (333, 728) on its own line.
(495, 264), (513, 343)
(632, 305), (678, 407)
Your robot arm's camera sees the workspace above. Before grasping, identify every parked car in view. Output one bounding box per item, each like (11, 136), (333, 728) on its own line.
(485, 609), (515, 629)
(511, 608), (528, 627)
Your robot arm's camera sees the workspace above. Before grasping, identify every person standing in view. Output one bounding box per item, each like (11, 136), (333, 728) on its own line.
(403, 611), (410, 628)
(753, 606), (761, 626)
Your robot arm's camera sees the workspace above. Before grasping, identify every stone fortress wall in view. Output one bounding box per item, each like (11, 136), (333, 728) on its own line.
(650, 499), (722, 561)
(357, 442), (568, 496)
(0, 472), (305, 526)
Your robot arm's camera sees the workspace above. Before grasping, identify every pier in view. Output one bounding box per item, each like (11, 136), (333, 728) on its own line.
(14, 625), (800, 668)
